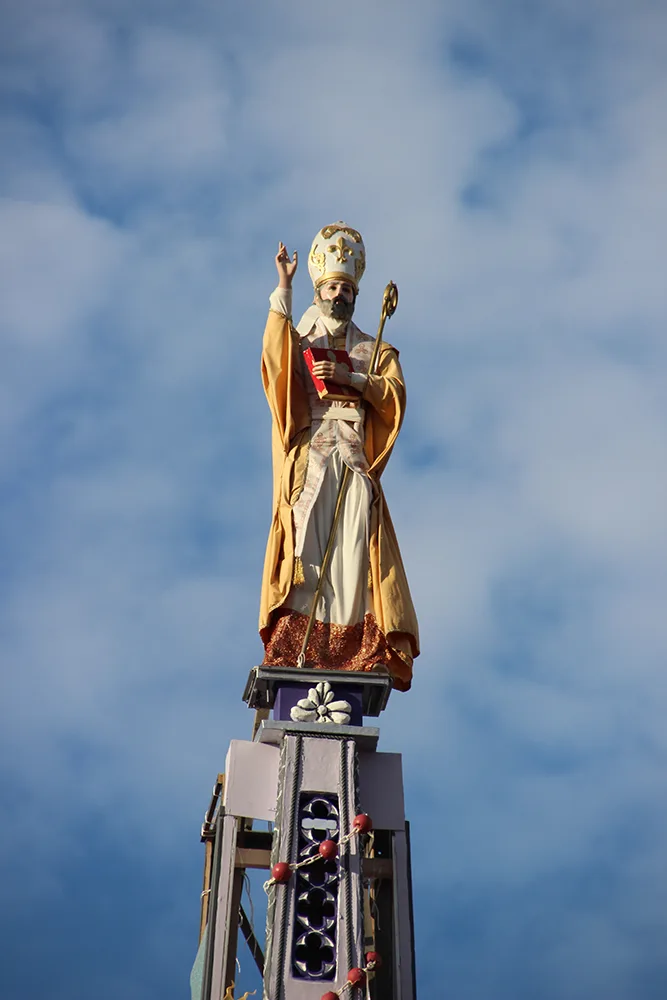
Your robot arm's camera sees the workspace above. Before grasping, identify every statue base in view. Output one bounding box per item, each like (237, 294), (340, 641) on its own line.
(192, 668), (415, 1000)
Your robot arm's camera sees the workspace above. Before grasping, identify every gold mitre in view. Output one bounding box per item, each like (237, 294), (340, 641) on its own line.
(308, 222), (366, 292)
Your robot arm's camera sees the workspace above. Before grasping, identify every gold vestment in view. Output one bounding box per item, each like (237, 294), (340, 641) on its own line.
(259, 308), (419, 691)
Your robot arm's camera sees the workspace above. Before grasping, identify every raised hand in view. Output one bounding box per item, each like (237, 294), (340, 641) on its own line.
(275, 241), (298, 288)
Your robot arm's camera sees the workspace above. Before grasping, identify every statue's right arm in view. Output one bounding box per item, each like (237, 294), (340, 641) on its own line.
(269, 286), (292, 319)
(261, 243), (306, 449)
(262, 305), (293, 447)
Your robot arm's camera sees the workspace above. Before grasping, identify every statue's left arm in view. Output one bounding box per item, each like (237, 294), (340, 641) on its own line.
(362, 343), (406, 477)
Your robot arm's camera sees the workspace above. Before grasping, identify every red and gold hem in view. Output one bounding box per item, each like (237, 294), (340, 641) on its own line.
(261, 609), (410, 690)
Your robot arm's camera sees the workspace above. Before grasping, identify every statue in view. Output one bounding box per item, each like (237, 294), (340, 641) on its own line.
(259, 223), (419, 691)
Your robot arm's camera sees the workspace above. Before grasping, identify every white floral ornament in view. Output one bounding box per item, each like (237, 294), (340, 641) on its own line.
(290, 681), (352, 725)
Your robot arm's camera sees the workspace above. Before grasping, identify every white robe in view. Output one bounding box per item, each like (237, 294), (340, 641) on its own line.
(269, 287), (372, 627)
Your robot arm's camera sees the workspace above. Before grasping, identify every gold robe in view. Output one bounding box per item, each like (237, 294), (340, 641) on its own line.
(259, 307), (419, 692)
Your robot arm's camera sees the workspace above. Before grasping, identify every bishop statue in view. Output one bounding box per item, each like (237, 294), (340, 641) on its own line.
(258, 222), (419, 692)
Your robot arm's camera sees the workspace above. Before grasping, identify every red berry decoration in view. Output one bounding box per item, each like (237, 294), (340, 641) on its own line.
(318, 839), (338, 861)
(271, 862), (292, 883)
(347, 967), (366, 987)
(365, 950), (382, 969)
(321, 993), (338, 1000)
(353, 813), (373, 835)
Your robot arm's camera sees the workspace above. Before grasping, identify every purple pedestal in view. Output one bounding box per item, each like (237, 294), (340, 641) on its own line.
(274, 683), (364, 726)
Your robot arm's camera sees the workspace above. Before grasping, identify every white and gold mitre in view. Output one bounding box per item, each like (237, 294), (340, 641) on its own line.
(308, 222), (366, 292)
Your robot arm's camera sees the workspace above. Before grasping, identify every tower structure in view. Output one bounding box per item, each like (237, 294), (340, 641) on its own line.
(191, 666), (416, 1000)
(191, 223), (419, 999)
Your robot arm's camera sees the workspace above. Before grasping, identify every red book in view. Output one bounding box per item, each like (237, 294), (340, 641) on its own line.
(303, 347), (361, 402)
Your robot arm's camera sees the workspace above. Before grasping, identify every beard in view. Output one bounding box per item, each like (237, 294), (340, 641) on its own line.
(315, 290), (356, 324)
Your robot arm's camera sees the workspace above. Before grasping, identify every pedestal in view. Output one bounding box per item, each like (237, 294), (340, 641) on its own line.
(192, 668), (416, 1000)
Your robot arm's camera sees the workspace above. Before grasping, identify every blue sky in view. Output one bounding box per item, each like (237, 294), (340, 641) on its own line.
(1, 1), (666, 997)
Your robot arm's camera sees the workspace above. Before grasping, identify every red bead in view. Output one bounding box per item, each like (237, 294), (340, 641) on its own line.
(318, 839), (338, 860)
(347, 967), (366, 987)
(353, 813), (373, 834)
(321, 993), (338, 1000)
(365, 950), (382, 969)
(271, 862), (292, 883)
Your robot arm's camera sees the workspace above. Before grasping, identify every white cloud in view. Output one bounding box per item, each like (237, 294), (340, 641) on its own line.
(0, 198), (123, 345)
(73, 28), (231, 185)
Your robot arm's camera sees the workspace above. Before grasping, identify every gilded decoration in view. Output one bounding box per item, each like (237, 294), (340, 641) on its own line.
(320, 224), (363, 243)
(309, 247), (326, 274)
(327, 236), (354, 264)
(354, 255), (366, 283)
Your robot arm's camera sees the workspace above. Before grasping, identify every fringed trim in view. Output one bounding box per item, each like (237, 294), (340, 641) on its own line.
(367, 564), (373, 590)
(292, 555), (305, 587)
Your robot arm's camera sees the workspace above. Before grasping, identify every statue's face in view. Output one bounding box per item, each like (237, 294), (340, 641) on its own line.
(316, 279), (357, 324)
(318, 279), (356, 303)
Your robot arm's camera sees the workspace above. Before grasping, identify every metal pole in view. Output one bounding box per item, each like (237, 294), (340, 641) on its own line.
(239, 902), (265, 976)
(201, 807), (225, 1000)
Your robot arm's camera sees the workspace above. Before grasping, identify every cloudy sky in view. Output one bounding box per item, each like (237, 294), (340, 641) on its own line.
(1, 1), (666, 997)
